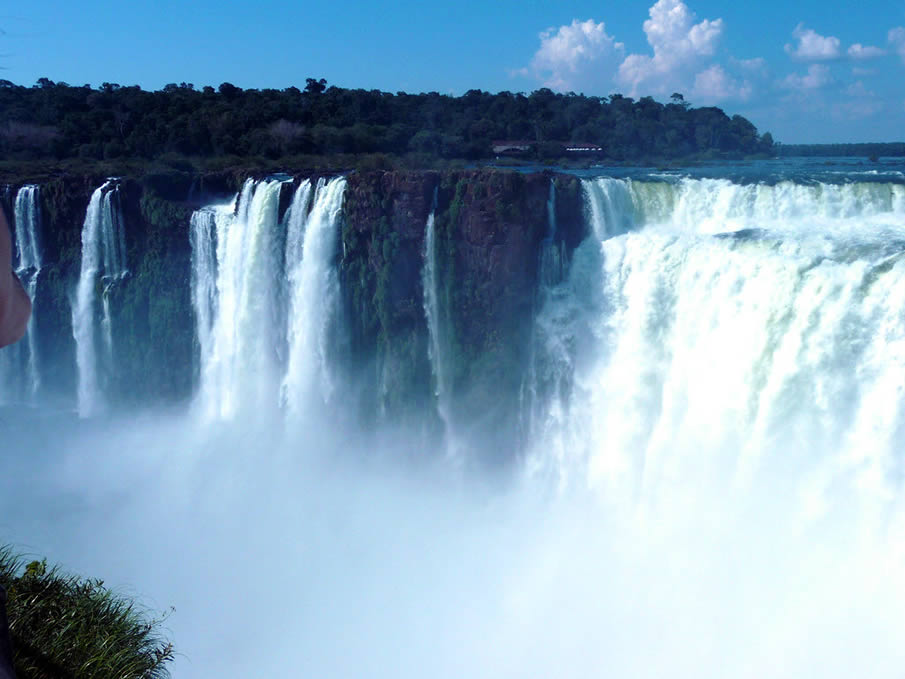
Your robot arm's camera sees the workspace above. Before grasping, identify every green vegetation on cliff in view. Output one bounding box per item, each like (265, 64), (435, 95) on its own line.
(0, 546), (174, 679)
(0, 79), (773, 170)
(340, 170), (585, 450)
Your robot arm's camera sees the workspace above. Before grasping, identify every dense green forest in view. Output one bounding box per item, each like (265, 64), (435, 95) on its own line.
(776, 142), (905, 158)
(0, 78), (774, 170)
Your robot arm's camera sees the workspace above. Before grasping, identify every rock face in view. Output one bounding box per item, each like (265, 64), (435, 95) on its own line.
(1, 168), (586, 451)
(342, 170), (585, 455)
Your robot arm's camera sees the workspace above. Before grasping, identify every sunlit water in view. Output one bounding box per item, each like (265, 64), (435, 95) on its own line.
(72, 180), (127, 418)
(2, 165), (905, 678)
(0, 186), (42, 402)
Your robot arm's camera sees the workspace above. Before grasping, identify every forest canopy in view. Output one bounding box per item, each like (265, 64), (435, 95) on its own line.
(0, 79), (775, 169)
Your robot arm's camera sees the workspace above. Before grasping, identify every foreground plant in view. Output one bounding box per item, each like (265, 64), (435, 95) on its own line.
(0, 546), (174, 679)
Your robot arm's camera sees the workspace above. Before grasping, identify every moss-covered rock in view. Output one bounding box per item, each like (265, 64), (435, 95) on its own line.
(341, 169), (585, 459)
(341, 171), (439, 425)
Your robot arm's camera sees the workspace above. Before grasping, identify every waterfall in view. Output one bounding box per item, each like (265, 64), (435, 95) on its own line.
(15, 185), (42, 398)
(422, 187), (454, 441)
(538, 178), (564, 289)
(99, 187), (127, 363)
(192, 176), (345, 422)
(282, 177), (346, 416)
(522, 179), (566, 440)
(280, 178), (313, 386)
(582, 177), (642, 239)
(13, 185), (42, 274)
(528, 176), (905, 511)
(72, 181), (127, 417)
(190, 205), (227, 386)
(547, 178), (557, 239)
(195, 179), (288, 421)
(580, 176), (905, 236)
(73, 184), (106, 417)
(10, 168), (905, 679)
(0, 185), (43, 402)
(283, 179), (314, 276)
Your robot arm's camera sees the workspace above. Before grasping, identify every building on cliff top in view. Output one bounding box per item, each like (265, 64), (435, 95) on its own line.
(492, 140), (534, 155)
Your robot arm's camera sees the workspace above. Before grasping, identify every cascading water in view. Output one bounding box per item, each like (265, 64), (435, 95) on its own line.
(194, 179), (288, 421)
(72, 181), (127, 417)
(13, 185), (42, 276)
(0, 185), (43, 402)
(190, 205), (227, 386)
(282, 177), (345, 416)
(15, 185), (43, 398)
(193, 176), (345, 422)
(528, 177), (905, 516)
(9, 167), (905, 678)
(538, 178), (563, 287)
(283, 179), (313, 276)
(99, 186), (127, 363)
(522, 179), (570, 442)
(280, 178), (314, 368)
(421, 187), (456, 441)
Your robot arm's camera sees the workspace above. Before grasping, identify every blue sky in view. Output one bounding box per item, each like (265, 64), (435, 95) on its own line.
(2, 0), (904, 143)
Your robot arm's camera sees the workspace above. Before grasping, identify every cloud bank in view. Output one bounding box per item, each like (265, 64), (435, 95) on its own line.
(780, 64), (833, 90)
(890, 27), (905, 63)
(516, 1), (905, 140)
(616, 0), (724, 96)
(785, 24), (841, 60)
(519, 0), (740, 102)
(525, 19), (624, 91)
(847, 43), (886, 60)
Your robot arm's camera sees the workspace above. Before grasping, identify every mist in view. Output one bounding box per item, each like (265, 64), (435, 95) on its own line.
(3, 170), (905, 677)
(1, 399), (904, 678)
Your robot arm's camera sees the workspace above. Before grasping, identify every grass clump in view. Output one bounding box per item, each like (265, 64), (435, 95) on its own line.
(0, 546), (174, 679)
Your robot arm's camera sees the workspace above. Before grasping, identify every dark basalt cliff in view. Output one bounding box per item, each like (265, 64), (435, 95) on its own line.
(1, 169), (586, 439)
(342, 170), (584, 448)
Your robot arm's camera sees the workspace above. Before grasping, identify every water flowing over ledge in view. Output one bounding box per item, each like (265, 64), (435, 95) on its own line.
(2, 170), (903, 468)
(72, 180), (128, 418)
(528, 176), (905, 505)
(0, 185), (43, 402)
(2, 168), (905, 678)
(191, 176), (347, 423)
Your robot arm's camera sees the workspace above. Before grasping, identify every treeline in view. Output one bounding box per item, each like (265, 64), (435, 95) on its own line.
(776, 142), (905, 158)
(0, 78), (774, 168)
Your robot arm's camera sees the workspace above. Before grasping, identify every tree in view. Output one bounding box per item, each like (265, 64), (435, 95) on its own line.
(218, 82), (240, 98)
(305, 78), (327, 95)
(0, 79), (775, 164)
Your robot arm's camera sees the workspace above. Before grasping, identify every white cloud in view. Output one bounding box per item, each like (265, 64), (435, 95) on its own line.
(833, 98), (883, 119)
(616, 0), (724, 96)
(845, 80), (874, 97)
(890, 27), (905, 63)
(519, 0), (762, 104)
(734, 57), (768, 75)
(692, 64), (752, 101)
(780, 64), (833, 90)
(847, 44), (886, 59)
(836, 79), (883, 120)
(524, 19), (625, 91)
(852, 66), (876, 76)
(785, 24), (841, 60)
